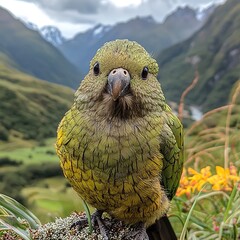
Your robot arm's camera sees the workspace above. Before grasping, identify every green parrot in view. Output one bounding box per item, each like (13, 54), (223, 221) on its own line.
(56, 39), (184, 240)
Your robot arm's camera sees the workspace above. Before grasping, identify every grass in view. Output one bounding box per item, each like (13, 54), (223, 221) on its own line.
(0, 137), (86, 224)
(0, 137), (72, 224)
(171, 186), (240, 239)
(21, 177), (86, 223)
(169, 80), (240, 239)
(0, 138), (58, 164)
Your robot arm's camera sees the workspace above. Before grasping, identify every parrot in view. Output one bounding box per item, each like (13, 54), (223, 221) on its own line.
(56, 39), (184, 240)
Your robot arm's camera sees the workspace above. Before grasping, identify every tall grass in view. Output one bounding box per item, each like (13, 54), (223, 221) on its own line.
(172, 80), (240, 239)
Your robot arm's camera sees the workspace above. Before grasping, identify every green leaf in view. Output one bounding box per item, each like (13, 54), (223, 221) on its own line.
(0, 194), (41, 229)
(0, 216), (31, 240)
(223, 184), (238, 222)
(180, 187), (205, 240)
(82, 199), (93, 233)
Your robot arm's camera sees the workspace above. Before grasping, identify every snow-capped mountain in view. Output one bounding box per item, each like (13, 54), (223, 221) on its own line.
(92, 24), (112, 39)
(40, 26), (65, 46)
(20, 18), (38, 31)
(20, 18), (65, 47)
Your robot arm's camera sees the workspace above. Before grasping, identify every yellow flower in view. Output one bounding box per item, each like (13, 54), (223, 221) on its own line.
(188, 166), (211, 191)
(176, 169), (193, 197)
(176, 164), (240, 198)
(208, 166), (240, 191)
(176, 176), (192, 197)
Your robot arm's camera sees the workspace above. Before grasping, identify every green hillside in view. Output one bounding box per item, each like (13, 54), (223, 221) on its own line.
(157, 0), (240, 112)
(0, 59), (74, 145)
(0, 7), (81, 88)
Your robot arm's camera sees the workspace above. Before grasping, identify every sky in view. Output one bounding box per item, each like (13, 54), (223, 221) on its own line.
(0, 0), (226, 39)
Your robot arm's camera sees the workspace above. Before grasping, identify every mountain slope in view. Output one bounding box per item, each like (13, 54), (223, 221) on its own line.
(0, 7), (81, 88)
(157, 0), (240, 112)
(0, 58), (74, 143)
(60, 6), (207, 75)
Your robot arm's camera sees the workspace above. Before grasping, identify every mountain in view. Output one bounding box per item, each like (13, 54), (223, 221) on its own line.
(40, 26), (66, 46)
(156, 0), (240, 113)
(21, 19), (38, 31)
(0, 7), (81, 88)
(0, 57), (74, 143)
(59, 6), (211, 75)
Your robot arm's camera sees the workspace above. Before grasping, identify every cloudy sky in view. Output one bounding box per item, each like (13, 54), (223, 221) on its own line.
(0, 0), (225, 38)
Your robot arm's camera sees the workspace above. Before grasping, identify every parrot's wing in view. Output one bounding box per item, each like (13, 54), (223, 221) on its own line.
(160, 104), (184, 200)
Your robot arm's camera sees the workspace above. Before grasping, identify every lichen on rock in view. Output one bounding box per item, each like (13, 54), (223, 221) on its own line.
(30, 212), (144, 240)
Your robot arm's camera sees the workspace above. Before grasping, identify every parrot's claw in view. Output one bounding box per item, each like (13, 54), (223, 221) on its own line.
(91, 210), (109, 240)
(70, 215), (88, 230)
(123, 222), (149, 240)
(71, 210), (109, 240)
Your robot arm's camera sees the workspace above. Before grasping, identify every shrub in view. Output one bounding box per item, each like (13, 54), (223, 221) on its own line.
(0, 157), (22, 166)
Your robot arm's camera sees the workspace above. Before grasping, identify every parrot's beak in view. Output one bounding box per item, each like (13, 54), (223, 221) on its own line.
(107, 68), (130, 101)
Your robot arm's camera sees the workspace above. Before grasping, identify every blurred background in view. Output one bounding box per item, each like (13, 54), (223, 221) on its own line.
(0, 0), (239, 233)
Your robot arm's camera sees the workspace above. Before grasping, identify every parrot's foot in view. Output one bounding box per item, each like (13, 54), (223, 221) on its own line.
(91, 210), (109, 240)
(70, 214), (88, 230)
(71, 210), (109, 240)
(123, 222), (149, 240)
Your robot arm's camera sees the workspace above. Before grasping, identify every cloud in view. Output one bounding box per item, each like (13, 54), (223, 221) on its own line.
(18, 0), (102, 14)
(38, 0), (174, 25)
(16, 0), (118, 24)
(16, 0), (225, 26)
(42, 0), (102, 14)
(11, 0), (226, 37)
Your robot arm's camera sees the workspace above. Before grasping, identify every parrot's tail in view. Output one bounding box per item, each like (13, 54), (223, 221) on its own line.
(146, 215), (177, 240)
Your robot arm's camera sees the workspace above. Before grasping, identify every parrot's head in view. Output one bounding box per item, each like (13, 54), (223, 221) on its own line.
(75, 39), (165, 119)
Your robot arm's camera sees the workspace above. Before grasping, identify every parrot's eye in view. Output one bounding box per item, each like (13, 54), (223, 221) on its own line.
(93, 62), (100, 76)
(141, 66), (148, 80)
